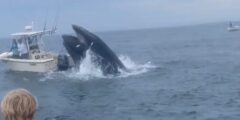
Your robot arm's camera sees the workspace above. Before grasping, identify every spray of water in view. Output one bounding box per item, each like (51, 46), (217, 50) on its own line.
(118, 55), (156, 77)
(65, 50), (156, 80)
(39, 50), (156, 82)
(67, 50), (104, 80)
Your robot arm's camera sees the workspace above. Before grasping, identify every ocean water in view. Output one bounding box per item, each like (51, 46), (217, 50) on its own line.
(0, 22), (240, 120)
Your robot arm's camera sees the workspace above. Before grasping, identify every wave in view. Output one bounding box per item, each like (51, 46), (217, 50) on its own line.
(118, 55), (156, 77)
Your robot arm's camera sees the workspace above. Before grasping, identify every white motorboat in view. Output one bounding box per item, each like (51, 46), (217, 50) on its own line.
(0, 24), (58, 72)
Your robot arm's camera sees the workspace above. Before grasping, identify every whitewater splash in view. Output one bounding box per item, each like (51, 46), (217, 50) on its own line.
(63, 50), (156, 80)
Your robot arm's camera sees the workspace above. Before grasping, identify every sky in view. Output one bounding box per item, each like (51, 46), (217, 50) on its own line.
(0, 0), (240, 36)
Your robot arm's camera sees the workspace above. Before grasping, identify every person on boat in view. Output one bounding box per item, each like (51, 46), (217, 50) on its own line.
(1, 88), (38, 120)
(18, 39), (29, 59)
(9, 39), (19, 57)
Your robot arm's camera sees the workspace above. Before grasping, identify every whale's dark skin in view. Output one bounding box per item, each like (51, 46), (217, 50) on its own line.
(62, 35), (88, 67)
(62, 25), (126, 75)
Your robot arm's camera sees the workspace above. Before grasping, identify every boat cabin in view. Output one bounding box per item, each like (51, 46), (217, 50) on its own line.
(0, 24), (59, 72)
(10, 26), (49, 60)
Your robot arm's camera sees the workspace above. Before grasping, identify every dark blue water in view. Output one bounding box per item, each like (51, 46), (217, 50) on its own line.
(1, 22), (240, 120)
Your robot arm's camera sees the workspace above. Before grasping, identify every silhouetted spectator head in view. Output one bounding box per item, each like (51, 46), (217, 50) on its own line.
(1, 89), (37, 120)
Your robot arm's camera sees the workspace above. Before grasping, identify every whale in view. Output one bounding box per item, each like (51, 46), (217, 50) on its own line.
(62, 25), (126, 75)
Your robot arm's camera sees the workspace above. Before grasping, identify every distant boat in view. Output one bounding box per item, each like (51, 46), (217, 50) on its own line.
(227, 22), (240, 32)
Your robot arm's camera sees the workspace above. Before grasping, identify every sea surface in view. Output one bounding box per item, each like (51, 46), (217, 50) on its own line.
(1, 22), (240, 120)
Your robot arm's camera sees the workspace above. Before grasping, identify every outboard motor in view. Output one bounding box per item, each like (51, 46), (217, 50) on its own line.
(57, 54), (70, 71)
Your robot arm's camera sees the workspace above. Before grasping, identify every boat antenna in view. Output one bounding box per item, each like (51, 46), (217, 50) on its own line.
(51, 1), (60, 35)
(31, 21), (34, 31)
(42, 10), (49, 34)
(43, 18), (47, 32)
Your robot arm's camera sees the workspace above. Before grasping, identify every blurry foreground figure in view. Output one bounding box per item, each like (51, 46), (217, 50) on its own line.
(1, 89), (37, 120)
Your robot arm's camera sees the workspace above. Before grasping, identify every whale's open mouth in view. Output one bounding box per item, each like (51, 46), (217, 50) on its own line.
(62, 25), (127, 75)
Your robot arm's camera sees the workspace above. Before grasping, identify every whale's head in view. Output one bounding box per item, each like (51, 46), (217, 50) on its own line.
(62, 35), (88, 67)
(72, 24), (101, 44)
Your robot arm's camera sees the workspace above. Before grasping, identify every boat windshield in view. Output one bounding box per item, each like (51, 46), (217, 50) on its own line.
(27, 36), (39, 50)
(9, 37), (29, 58)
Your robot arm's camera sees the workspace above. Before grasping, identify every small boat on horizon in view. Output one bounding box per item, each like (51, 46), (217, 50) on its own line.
(227, 22), (240, 32)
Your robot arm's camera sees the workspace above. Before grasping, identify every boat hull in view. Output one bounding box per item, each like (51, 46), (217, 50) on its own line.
(1, 58), (57, 73)
(227, 26), (240, 32)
